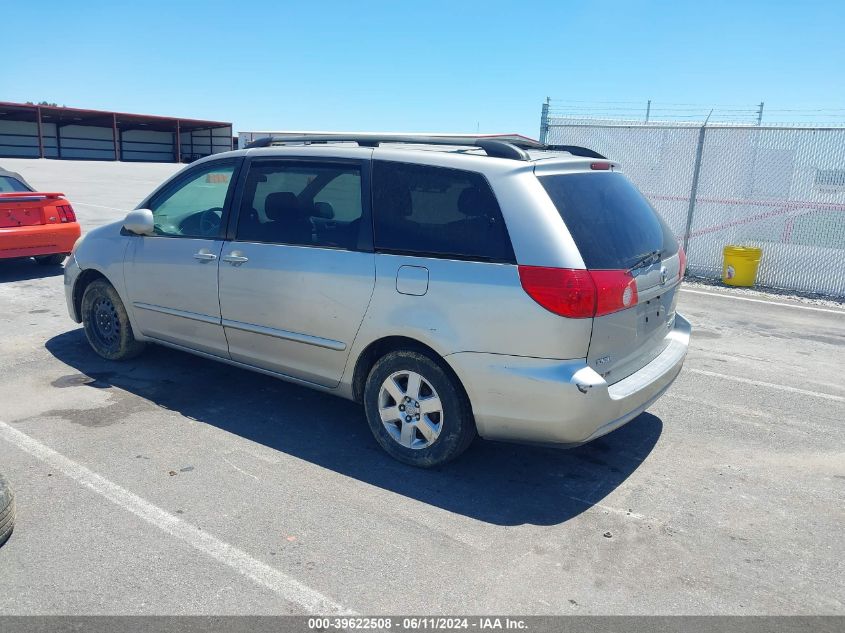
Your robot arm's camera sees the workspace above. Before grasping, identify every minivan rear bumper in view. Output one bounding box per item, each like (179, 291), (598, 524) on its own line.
(445, 313), (690, 446)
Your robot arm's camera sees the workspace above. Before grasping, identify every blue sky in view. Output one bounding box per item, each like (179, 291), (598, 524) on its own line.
(4, 0), (844, 136)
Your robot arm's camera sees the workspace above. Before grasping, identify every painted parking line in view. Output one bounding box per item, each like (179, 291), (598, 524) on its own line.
(0, 420), (353, 616)
(680, 288), (845, 315)
(688, 369), (845, 403)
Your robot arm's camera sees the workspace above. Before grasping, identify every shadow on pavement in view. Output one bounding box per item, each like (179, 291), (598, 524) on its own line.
(0, 259), (64, 283)
(46, 329), (663, 526)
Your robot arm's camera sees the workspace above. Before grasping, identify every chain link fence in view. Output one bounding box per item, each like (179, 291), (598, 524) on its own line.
(541, 111), (845, 297)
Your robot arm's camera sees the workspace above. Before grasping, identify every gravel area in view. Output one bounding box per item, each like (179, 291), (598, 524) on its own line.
(682, 275), (845, 309)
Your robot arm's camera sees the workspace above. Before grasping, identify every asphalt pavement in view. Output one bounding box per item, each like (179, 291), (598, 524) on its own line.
(0, 159), (842, 615)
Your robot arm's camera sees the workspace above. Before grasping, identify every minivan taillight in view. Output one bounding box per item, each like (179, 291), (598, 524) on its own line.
(590, 270), (639, 316)
(518, 266), (638, 319)
(518, 267), (596, 318)
(678, 246), (687, 280)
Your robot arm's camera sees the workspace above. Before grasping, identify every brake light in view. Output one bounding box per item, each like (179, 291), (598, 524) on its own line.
(518, 267), (596, 318)
(590, 270), (638, 316)
(590, 162), (611, 170)
(518, 266), (638, 318)
(677, 246), (687, 280)
(57, 204), (77, 223)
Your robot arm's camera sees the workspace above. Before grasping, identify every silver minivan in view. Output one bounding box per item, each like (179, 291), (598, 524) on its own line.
(64, 134), (690, 467)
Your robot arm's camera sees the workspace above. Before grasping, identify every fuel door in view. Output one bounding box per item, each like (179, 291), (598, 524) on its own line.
(396, 265), (429, 296)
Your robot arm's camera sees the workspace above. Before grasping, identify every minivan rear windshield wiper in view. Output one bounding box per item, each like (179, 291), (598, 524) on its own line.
(629, 249), (661, 271)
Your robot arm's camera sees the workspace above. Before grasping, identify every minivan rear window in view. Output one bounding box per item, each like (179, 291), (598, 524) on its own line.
(539, 172), (678, 270)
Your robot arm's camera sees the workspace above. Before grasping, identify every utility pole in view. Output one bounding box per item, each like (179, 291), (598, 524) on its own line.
(756, 102), (764, 126)
(645, 100), (651, 123)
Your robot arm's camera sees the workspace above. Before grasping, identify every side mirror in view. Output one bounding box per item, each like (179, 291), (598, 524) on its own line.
(123, 209), (155, 236)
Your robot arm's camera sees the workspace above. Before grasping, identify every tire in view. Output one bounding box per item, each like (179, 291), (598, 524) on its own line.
(0, 473), (15, 548)
(81, 279), (146, 361)
(35, 253), (68, 266)
(363, 349), (476, 467)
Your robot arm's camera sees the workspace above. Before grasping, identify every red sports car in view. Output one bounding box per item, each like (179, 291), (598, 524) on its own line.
(0, 166), (81, 265)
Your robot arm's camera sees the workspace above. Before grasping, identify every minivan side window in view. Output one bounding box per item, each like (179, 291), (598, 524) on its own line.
(148, 162), (235, 238)
(236, 161), (363, 250)
(372, 161), (514, 262)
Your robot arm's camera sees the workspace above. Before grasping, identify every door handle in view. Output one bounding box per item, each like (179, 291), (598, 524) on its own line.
(222, 254), (249, 266)
(193, 250), (217, 262)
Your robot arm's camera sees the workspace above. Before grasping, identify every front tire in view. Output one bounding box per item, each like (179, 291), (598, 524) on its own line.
(81, 279), (145, 361)
(363, 350), (476, 467)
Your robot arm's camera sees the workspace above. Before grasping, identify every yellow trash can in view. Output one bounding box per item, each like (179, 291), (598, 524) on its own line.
(723, 245), (762, 287)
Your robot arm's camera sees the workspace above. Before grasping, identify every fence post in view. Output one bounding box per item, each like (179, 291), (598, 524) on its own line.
(683, 123), (708, 254)
(540, 97), (550, 144)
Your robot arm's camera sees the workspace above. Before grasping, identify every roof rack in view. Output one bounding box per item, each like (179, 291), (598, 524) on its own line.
(244, 133), (543, 160)
(244, 133), (606, 161)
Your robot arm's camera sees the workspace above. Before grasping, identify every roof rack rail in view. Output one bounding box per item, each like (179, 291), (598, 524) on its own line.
(243, 133), (607, 162)
(244, 133), (543, 160)
(544, 144), (607, 159)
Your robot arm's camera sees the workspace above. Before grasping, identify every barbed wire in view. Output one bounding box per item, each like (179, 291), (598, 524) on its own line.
(544, 99), (845, 125)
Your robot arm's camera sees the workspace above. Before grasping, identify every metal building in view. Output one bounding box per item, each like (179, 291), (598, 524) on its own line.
(0, 101), (233, 163)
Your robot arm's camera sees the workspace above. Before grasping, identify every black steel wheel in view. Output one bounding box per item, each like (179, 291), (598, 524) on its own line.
(81, 279), (145, 361)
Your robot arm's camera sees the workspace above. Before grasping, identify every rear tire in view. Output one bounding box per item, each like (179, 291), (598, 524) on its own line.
(81, 279), (146, 361)
(0, 473), (15, 548)
(363, 349), (476, 467)
(35, 253), (67, 266)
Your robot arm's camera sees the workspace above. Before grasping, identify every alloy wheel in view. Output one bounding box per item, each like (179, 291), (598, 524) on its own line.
(377, 370), (443, 449)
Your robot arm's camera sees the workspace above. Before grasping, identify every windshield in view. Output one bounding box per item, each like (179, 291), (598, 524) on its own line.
(539, 171), (678, 270)
(0, 175), (32, 193)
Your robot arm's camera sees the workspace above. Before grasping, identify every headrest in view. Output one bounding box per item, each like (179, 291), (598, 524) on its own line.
(312, 201), (334, 219)
(457, 187), (492, 218)
(265, 192), (300, 221)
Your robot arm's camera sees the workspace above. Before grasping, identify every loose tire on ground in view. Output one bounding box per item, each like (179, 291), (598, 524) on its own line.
(363, 349), (476, 467)
(0, 473), (15, 548)
(35, 253), (68, 266)
(81, 279), (146, 361)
